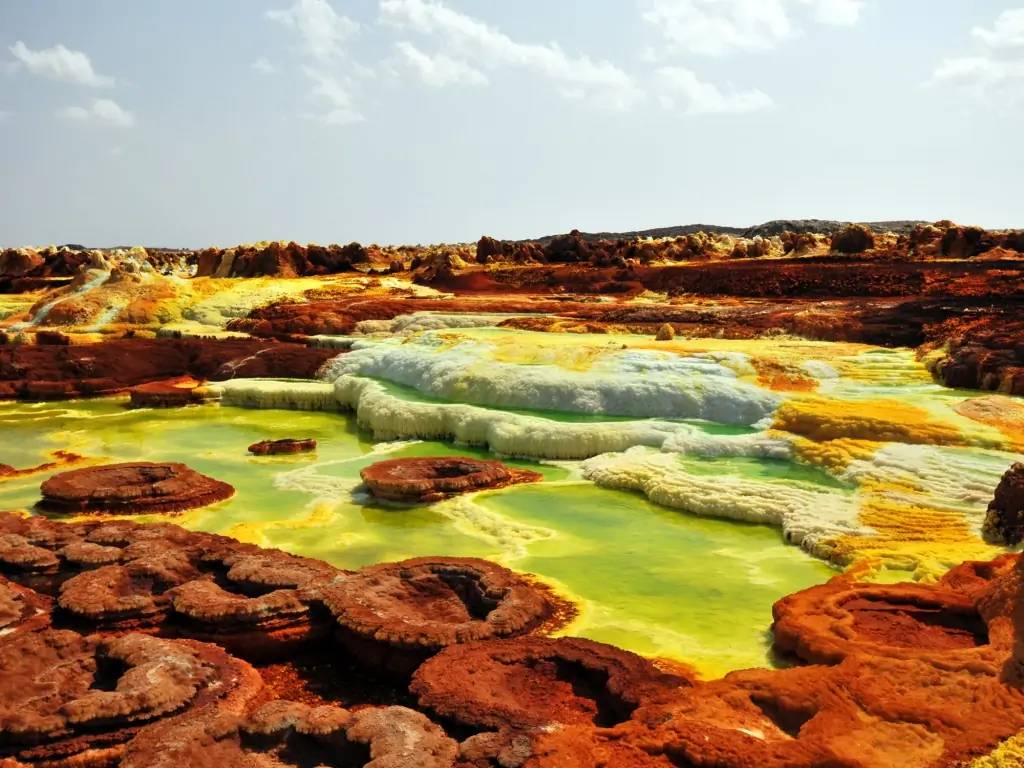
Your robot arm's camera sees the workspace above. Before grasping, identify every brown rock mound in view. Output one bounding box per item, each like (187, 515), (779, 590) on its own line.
(248, 438), (317, 456)
(0, 512), (344, 660)
(412, 637), (692, 731)
(122, 700), (458, 768)
(0, 574), (52, 636)
(361, 457), (543, 503)
(0, 630), (262, 767)
(621, 652), (1024, 768)
(39, 462), (234, 515)
(321, 557), (570, 676)
(128, 377), (209, 408)
(772, 576), (991, 666)
(984, 463), (1024, 545)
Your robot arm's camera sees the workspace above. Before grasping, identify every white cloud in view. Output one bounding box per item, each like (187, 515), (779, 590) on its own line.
(267, 0), (358, 62)
(57, 98), (135, 127)
(8, 41), (113, 86)
(972, 8), (1024, 49)
(251, 57), (278, 74)
(640, 0), (865, 58)
(302, 67), (364, 125)
(380, 0), (643, 109)
(393, 41), (487, 87)
(930, 8), (1024, 101)
(656, 66), (774, 114)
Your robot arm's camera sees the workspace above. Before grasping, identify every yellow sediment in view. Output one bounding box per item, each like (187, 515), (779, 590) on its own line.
(774, 397), (971, 447)
(971, 732), (1024, 767)
(833, 480), (1004, 580)
(787, 434), (882, 473)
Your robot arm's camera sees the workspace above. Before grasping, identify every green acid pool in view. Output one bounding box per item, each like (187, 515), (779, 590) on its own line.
(0, 397), (834, 678)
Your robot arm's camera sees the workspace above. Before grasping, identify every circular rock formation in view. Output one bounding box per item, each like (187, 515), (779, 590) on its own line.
(122, 700), (458, 768)
(412, 637), (692, 730)
(0, 511), (344, 660)
(983, 462), (1024, 545)
(322, 557), (570, 676)
(248, 438), (318, 456)
(39, 461), (235, 515)
(772, 576), (991, 666)
(0, 629), (262, 767)
(360, 457), (543, 503)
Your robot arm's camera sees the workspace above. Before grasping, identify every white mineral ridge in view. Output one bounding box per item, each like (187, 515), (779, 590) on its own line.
(580, 447), (864, 558)
(324, 334), (783, 426)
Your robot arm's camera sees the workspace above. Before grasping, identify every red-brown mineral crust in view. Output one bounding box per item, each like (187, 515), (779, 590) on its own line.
(0, 629), (262, 767)
(39, 461), (235, 515)
(128, 377), (209, 408)
(121, 700), (459, 768)
(361, 457), (543, 503)
(771, 576), (992, 665)
(984, 463), (1024, 545)
(411, 636), (692, 730)
(0, 512), (344, 660)
(321, 557), (570, 675)
(0, 574), (51, 636)
(0, 337), (335, 401)
(248, 438), (318, 455)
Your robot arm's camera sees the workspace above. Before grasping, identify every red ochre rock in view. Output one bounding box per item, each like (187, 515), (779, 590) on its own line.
(771, 576), (992, 666)
(321, 557), (572, 676)
(0, 574), (52, 636)
(121, 700), (458, 768)
(411, 636), (693, 731)
(0, 629), (262, 767)
(0, 337), (335, 401)
(0, 512), (344, 660)
(360, 457), (543, 503)
(620, 652), (1024, 768)
(39, 461), (235, 515)
(983, 463), (1024, 545)
(248, 438), (318, 456)
(128, 377), (209, 408)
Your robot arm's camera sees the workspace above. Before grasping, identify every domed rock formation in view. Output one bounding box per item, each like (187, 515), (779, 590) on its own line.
(248, 438), (317, 455)
(39, 461), (235, 515)
(411, 636), (692, 731)
(122, 700), (459, 768)
(983, 463), (1024, 545)
(360, 457), (543, 503)
(0, 630), (262, 767)
(830, 224), (876, 254)
(321, 557), (570, 676)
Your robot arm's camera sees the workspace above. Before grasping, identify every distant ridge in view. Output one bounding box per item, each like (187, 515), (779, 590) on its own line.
(528, 219), (931, 244)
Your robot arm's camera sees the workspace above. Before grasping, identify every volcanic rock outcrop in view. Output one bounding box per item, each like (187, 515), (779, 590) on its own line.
(411, 636), (692, 731)
(0, 337), (336, 400)
(39, 462), (235, 515)
(321, 556), (569, 676)
(984, 463), (1024, 545)
(360, 457), (543, 503)
(0, 512), (345, 660)
(0, 629), (262, 767)
(121, 700), (459, 768)
(248, 438), (317, 456)
(128, 377), (209, 408)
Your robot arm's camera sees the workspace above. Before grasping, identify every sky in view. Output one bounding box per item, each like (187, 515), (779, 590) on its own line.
(1, 0), (1022, 247)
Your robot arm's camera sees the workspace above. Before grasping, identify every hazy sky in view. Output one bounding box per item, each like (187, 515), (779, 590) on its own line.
(1, 0), (1022, 246)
